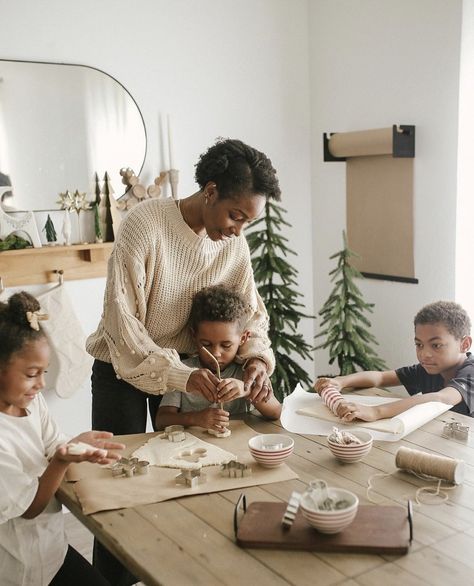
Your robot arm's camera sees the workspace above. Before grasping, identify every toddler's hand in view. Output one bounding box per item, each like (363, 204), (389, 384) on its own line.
(193, 408), (229, 432)
(217, 378), (247, 402)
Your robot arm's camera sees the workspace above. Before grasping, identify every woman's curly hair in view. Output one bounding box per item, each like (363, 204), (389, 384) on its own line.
(414, 301), (471, 339)
(189, 285), (251, 331)
(195, 138), (281, 201)
(0, 291), (46, 365)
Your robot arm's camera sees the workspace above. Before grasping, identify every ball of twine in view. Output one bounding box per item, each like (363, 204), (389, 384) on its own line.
(395, 446), (464, 485)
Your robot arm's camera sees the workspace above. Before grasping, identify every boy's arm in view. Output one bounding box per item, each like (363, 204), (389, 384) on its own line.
(252, 395), (282, 420)
(316, 370), (400, 393)
(155, 406), (193, 429)
(339, 386), (463, 422)
(155, 406), (230, 432)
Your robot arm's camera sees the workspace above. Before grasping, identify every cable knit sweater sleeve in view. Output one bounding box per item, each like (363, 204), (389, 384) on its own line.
(86, 199), (275, 393)
(234, 242), (275, 374)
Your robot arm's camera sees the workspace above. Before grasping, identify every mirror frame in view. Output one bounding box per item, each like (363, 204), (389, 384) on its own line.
(0, 57), (148, 204)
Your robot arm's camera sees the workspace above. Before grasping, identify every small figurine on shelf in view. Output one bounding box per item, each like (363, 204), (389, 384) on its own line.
(118, 168), (168, 212)
(42, 214), (57, 245)
(61, 209), (72, 246)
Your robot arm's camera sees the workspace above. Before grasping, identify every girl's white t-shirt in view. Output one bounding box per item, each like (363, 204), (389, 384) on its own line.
(0, 394), (68, 586)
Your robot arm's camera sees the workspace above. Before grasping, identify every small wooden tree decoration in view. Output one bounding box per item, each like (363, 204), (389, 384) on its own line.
(247, 201), (314, 401)
(315, 232), (387, 376)
(42, 214), (57, 244)
(99, 172), (114, 242)
(94, 203), (103, 243)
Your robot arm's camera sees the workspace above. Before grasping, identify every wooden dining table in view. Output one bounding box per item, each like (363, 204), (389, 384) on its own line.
(58, 389), (474, 586)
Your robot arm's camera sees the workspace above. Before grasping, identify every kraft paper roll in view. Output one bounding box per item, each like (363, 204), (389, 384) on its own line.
(346, 154), (415, 278)
(328, 127), (394, 158)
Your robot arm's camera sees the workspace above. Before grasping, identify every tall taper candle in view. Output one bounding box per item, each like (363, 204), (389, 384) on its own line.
(167, 114), (175, 169)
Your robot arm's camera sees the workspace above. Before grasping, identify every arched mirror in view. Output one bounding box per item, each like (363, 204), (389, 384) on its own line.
(0, 59), (147, 211)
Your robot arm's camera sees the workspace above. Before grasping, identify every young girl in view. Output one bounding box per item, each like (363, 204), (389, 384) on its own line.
(0, 291), (125, 586)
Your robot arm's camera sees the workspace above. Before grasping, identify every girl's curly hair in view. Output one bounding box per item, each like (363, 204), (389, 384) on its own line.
(0, 291), (46, 365)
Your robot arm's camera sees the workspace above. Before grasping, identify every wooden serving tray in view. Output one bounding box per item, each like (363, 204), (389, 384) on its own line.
(235, 500), (412, 555)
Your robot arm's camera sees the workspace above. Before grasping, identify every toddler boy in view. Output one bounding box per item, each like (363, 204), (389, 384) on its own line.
(156, 285), (281, 432)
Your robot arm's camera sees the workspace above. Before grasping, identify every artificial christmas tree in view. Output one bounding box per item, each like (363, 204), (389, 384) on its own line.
(42, 214), (57, 244)
(247, 201), (313, 401)
(315, 232), (387, 376)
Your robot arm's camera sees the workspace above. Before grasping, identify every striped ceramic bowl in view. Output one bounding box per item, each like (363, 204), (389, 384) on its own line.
(300, 487), (359, 534)
(327, 430), (373, 463)
(248, 434), (294, 468)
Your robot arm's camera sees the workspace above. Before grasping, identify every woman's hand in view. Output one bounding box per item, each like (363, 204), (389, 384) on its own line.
(192, 408), (229, 432)
(57, 431), (125, 465)
(186, 369), (219, 402)
(243, 358), (272, 402)
(216, 378), (248, 402)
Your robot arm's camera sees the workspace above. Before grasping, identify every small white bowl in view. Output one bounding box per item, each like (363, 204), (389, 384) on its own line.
(300, 487), (359, 534)
(327, 430), (373, 463)
(248, 433), (294, 468)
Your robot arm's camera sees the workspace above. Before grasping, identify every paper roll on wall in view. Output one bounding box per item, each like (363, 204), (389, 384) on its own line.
(328, 127), (394, 158)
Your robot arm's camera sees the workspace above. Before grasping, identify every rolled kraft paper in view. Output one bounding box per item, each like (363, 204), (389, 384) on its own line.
(328, 127), (394, 158)
(395, 446), (464, 485)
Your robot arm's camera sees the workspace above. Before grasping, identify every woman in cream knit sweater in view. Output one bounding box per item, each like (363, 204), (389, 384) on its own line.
(86, 138), (282, 437)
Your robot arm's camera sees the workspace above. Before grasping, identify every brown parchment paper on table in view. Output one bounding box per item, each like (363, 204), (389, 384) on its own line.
(66, 420), (298, 515)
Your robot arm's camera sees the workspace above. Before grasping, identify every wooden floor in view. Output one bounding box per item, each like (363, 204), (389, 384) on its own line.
(64, 512), (145, 586)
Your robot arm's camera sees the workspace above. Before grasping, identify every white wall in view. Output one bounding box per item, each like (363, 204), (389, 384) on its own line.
(0, 0), (313, 434)
(456, 0), (474, 318)
(310, 0), (463, 375)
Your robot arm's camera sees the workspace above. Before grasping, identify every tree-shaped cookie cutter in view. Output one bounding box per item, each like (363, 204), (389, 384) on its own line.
(220, 460), (252, 478)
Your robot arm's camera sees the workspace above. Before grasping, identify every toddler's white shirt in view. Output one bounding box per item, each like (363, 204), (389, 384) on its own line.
(0, 394), (68, 585)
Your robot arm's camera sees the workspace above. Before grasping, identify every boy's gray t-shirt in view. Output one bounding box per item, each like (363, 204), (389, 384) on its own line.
(160, 356), (250, 414)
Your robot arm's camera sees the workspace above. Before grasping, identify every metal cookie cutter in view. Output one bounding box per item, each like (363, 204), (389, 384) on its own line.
(281, 491), (301, 529)
(220, 460), (252, 478)
(161, 425), (186, 442)
(442, 421), (470, 441)
(111, 457), (150, 478)
(175, 466), (207, 488)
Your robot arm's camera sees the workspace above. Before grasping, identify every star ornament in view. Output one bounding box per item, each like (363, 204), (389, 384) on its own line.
(57, 190), (91, 213)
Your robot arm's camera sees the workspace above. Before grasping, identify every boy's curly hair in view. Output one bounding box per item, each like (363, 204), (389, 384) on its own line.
(414, 301), (471, 339)
(195, 138), (281, 201)
(0, 291), (46, 365)
(189, 285), (251, 331)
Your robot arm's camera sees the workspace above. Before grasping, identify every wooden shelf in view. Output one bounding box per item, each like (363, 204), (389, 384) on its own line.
(0, 242), (114, 287)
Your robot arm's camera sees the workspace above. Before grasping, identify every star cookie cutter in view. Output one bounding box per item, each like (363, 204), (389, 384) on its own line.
(175, 466), (207, 488)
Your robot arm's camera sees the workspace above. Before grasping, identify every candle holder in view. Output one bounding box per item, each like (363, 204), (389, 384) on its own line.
(169, 168), (179, 199)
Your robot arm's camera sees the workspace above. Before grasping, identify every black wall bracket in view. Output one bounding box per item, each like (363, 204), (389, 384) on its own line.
(323, 124), (415, 162)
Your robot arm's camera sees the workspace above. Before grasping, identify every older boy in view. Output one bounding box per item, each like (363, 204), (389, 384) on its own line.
(315, 301), (473, 421)
(156, 285), (281, 432)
